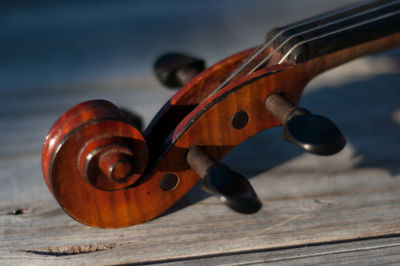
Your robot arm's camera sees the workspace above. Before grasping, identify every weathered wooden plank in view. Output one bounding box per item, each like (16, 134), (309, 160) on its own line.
(1, 145), (400, 264)
(1, 0), (400, 264)
(0, 55), (400, 264)
(5, 236), (400, 266)
(153, 236), (400, 265)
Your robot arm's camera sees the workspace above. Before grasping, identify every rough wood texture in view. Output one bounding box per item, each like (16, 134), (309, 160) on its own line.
(2, 0), (400, 264)
(49, 32), (400, 229)
(2, 53), (400, 263)
(2, 145), (400, 264)
(158, 236), (400, 265)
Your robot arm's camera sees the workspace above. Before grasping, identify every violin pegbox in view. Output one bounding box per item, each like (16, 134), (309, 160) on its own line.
(184, 93), (345, 214)
(39, 0), (400, 228)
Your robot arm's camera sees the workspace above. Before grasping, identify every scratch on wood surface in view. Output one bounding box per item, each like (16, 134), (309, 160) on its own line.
(253, 198), (335, 237)
(24, 243), (116, 256)
(253, 214), (306, 237)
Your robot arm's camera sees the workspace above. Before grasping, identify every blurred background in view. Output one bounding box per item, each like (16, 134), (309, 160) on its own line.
(1, 0), (399, 204)
(0, 0), (358, 154)
(1, 0), (359, 94)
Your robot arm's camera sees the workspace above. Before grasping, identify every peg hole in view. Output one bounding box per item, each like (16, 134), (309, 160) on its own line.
(160, 173), (179, 191)
(231, 110), (249, 129)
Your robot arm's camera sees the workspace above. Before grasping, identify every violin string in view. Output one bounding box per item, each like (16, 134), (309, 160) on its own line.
(204, 0), (379, 100)
(247, 0), (400, 74)
(278, 9), (400, 64)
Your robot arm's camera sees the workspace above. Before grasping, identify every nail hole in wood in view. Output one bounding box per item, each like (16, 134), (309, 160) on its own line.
(7, 208), (26, 215)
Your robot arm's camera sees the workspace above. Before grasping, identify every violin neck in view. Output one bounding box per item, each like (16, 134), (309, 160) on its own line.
(268, 0), (400, 65)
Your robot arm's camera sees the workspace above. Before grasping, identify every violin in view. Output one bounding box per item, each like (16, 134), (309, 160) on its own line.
(41, 0), (400, 228)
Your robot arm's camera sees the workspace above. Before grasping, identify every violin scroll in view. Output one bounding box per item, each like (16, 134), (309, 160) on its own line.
(42, 100), (148, 226)
(41, 0), (400, 228)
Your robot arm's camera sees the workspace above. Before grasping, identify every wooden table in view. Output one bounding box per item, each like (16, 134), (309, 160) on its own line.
(1, 1), (400, 264)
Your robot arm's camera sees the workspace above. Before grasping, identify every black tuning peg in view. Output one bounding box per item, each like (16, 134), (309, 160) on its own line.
(154, 52), (205, 89)
(265, 93), (346, 156)
(187, 145), (262, 214)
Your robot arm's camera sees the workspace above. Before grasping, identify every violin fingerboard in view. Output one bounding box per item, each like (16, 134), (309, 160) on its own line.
(266, 0), (400, 63)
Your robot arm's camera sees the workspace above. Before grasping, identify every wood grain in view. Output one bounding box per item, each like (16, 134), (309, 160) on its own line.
(3, 0), (400, 263)
(40, 31), (400, 228)
(1, 53), (400, 263)
(2, 156), (400, 264)
(156, 236), (400, 265)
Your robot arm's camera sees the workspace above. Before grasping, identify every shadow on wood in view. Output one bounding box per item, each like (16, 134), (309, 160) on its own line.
(162, 71), (400, 217)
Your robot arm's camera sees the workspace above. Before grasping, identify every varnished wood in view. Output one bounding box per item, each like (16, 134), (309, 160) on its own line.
(41, 3), (400, 227)
(42, 100), (121, 192)
(42, 100), (149, 227)
(144, 48), (256, 163)
(4, 1), (400, 263)
(5, 144), (400, 263)
(42, 32), (400, 228)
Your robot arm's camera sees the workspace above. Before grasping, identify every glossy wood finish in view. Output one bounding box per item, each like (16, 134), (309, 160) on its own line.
(42, 26), (400, 227)
(42, 100), (120, 191)
(42, 100), (149, 226)
(145, 48), (256, 163)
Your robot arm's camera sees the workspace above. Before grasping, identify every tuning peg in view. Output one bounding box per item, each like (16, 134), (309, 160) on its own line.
(187, 145), (262, 214)
(154, 52), (205, 89)
(265, 93), (346, 156)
